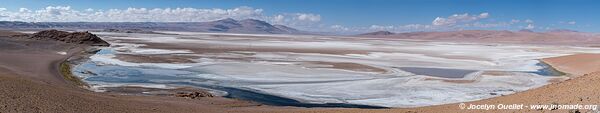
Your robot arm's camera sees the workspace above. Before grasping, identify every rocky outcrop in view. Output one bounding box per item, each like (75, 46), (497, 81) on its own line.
(29, 30), (109, 46)
(175, 91), (214, 99)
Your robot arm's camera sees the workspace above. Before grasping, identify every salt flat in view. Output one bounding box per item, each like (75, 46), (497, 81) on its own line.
(72, 31), (600, 107)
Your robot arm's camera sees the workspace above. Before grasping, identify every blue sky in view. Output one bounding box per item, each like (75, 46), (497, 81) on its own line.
(0, 0), (598, 33)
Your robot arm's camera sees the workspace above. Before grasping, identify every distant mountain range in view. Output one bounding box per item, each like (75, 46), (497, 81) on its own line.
(358, 31), (395, 36)
(357, 30), (600, 45)
(0, 18), (308, 34)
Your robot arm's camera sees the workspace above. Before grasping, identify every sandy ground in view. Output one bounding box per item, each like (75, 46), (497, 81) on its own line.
(542, 53), (600, 76)
(2, 30), (600, 112)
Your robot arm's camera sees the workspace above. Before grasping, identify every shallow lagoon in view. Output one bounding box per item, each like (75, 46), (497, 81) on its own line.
(71, 32), (600, 107)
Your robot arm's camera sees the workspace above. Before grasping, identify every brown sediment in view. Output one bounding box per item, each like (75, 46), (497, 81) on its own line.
(481, 71), (515, 76)
(441, 79), (476, 83)
(114, 54), (198, 63)
(541, 53), (600, 76)
(302, 61), (388, 73)
(547, 77), (568, 83)
(141, 42), (372, 55)
(0, 30), (26, 37)
(423, 77), (477, 83)
(179, 34), (334, 43)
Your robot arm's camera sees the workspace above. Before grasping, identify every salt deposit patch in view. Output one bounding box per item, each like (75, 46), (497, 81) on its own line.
(89, 53), (194, 69)
(247, 72), (552, 107)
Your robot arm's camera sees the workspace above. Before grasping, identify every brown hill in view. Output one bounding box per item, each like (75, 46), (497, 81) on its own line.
(28, 30), (109, 46)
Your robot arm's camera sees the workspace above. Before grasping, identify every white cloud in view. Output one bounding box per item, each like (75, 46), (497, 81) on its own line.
(329, 12), (496, 33)
(359, 12), (492, 32)
(19, 8), (30, 12)
(510, 19), (520, 24)
(0, 6), (326, 30)
(352, 24), (438, 33)
(479, 13), (489, 18)
(369, 25), (394, 30)
(85, 8), (94, 12)
(469, 22), (511, 28)
(558, 21), (577, 25)
(330, 25), (349, 31)
(267, 13), (321, 29)
(402, 24), (434, 30)
(0, 6), (264, 22)
(0, 6), (321, 26)
(296, 13), (320, 22)
(272, 14), (285, 23)
(432, 12), (490, 26)
(326, 12), (544, 34)
(525, 24), (535, 29)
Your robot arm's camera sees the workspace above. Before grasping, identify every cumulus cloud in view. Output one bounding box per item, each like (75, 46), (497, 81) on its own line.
(0, 6), (321, 28)
(358, 12), (492, 32)
(0, 5), (331, 32)
(359, 24), (439, 33)
(369, 25), (394, 30)
(272, 14), (285, 23)
(525, 24), (535, 29)
(19, 8), (30, 12)
(297, 13), (321, 22)
(266, 13), (322, 30)
(329, 12), (544, 34)
(269, 13), (321, 26)
(330, 25), (349, 31)
(432, 12), (489, 26)
(0, 6), (267, 22)
(510, 19), (520, 24)
(559, 21), (576, 25)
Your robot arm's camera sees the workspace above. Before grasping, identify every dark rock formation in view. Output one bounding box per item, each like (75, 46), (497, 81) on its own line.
(29, 30), (109, 46)
(175, 91), (214, 99)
